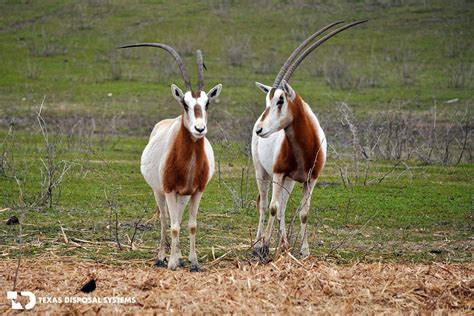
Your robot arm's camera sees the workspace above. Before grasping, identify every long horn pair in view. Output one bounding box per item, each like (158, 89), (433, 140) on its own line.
(118, 43), (205, 92)
(273, 20), (368, 88)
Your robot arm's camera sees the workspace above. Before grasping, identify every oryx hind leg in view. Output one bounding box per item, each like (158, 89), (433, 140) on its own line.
(299, 179), (316, 257)
(154, 191), (168, 268)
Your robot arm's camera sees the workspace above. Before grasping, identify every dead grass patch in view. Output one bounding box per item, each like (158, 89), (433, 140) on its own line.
(1, 255), (472, 314)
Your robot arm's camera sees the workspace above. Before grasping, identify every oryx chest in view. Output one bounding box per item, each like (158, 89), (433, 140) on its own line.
(162, 130), (212, 196)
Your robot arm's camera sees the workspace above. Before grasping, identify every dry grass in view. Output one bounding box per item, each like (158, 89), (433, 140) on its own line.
(1, 255), (472, 314)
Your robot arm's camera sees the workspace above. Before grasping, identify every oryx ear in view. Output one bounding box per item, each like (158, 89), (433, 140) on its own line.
(207, 83), (222, 103)
(255, 82), (272, 94)
(171, 84), (184, 103)
(281, 80), (295, 101)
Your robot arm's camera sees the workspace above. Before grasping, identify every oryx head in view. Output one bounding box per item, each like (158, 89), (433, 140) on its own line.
(119, 43), (222, 139)
(254, 20), (367, 138)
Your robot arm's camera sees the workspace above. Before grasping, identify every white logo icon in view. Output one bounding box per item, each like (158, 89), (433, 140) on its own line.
(7, 291), (36, 310)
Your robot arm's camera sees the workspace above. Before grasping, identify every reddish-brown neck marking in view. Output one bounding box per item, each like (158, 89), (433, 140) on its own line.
(163, 116), (209, 195)
(273, 94), (325, 183)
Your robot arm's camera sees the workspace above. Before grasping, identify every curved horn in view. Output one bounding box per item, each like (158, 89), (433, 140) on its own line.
(118, 43), (192, 91)
(282, 20), (368, 84)
(196, 50), (204, 91)
(272, 20), (345, 88)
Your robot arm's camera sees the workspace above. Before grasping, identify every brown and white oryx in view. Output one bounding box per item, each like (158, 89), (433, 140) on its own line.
(119, 43), (222, 271)
(251, 20), (367, 260)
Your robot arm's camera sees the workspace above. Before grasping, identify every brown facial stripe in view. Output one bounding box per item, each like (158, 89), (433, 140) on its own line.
(273, 94), (325, 182)
(191, 91), (201, 98)
(194, 104), (203, 118)
(260, 107), (270, 121)
(163, 117), (210, 195)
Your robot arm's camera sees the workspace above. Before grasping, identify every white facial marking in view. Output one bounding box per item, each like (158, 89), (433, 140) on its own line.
(183, 91), (208, 139)
(255, 88), (292, 138)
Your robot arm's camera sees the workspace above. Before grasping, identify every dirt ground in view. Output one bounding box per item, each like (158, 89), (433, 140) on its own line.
(0, 255), (472, 314)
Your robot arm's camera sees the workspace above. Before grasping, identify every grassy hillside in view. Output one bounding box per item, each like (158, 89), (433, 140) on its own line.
(0, 0), (472, 127)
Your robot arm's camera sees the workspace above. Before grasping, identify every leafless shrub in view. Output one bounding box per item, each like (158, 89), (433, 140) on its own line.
(387, 45), (413, 63)
(225, 37), (252, 67)
(35, 99), (74, 208)
(447, 64), (472, 89)
(290, 26), (310, 43)
(441, 30), (470, 59)
(86, 0), (112, 6)
(336, 102), (362, 185)
(150, 56), (178, 82)
(207, 0), (232, 18)
(109, 57), (122, 81)
(399, 62), (420, 86)
(19, 29), (69, 57)
(456, 111), (472, 165)
(175, 37), (196, 57)
(25, 60), (41, 80)
(69, 3), (96, 30)
(372, 0), (404, 8)
(252, 51), (277, 75)
(324, 56), (353, 89)
(306, 58), (325, 78)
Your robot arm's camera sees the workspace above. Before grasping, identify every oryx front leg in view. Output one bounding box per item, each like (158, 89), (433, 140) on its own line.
(252, 167), (270, 258)
(299, 179), (316, 257)
(262, 174), (294, 256)
(154, 191), (168, 267)
(188, 192), (202, 272)
(165, 192), (189, 270)
(275, 176), (295, 252)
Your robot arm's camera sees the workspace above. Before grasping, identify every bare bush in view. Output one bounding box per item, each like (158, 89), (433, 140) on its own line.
(225, 37), (252, 67)
(207, 0), (232, 18)
(174, 37), (197, 57)
(387, 45), (412, 63)
(252, 51), (277, 75)
(324, 55), (354, 90)
(441, 30), (470, 59)
(25, 60), (41, 80)
(35, 99), (74, 208)
(109, 56), (122, 81)
(399, 62), (420, 86)
(447, 64), (472, 89)
(19, 29), (69, 57)
(69, 3), (96, 30)
(150, 55), (178, 82)
(306, 58), (325, 78)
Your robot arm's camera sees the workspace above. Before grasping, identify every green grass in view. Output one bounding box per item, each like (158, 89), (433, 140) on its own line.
(0, 132), (472, 264)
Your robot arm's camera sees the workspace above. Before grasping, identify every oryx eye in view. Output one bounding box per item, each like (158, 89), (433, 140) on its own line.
(205, 100), (209, 110)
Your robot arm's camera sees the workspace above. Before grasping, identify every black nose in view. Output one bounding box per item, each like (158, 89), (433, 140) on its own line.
(256, 127), (263, 135)
(195, 126), (205, 133)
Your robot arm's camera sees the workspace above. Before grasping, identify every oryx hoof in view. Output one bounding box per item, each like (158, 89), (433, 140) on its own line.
(154, 258), (167, 268)
(252, 245), (270, 263)
(189, 265), (201, 272)
(300, 247), (310, 258)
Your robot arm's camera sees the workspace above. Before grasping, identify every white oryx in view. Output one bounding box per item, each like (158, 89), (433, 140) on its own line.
(251, 20), (367, 260)
(119, 43), (222, 271)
